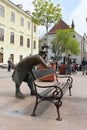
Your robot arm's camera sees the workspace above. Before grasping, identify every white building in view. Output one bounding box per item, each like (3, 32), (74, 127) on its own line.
(0, 0), (39, 66)
(42, 19), (87, 64)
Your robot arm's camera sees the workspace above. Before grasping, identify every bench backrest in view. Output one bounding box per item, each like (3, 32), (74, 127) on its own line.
(32, 68), (56, 80)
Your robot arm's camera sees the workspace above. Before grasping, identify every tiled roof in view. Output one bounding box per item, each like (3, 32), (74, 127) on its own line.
(48, 19), (70, 35)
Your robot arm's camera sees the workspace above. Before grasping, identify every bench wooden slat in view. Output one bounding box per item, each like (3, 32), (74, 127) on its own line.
(39, 87), (54, 97)
(32, 68), (56, 79)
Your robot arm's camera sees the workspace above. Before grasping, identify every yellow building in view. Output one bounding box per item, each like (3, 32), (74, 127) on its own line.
(0, 0), (39, 66)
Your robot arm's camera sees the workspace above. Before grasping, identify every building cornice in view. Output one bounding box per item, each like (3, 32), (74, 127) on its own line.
(1, 0), (32, 19)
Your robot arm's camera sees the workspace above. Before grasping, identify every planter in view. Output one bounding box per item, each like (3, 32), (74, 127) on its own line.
(38, 62), (56, 81)
(59, 64), (66, 75)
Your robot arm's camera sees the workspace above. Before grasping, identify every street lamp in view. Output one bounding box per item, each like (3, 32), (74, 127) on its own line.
(0, 47), (3, 53)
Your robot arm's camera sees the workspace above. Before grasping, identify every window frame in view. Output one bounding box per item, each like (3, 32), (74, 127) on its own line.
(20, 17), (24, 26)
(27, 21), (30, 30)
(34, 25), (36, 32)
(0, 28), (4, 41)
(10, 11), (15, 22)
(20, 35), (23, 46)
(10, 32), (14, 44)
(27, 38), (30, 48)
(0, 4), (5, 17)
(33, 40), (36, 49)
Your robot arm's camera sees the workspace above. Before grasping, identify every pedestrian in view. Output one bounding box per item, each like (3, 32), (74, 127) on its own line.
(7, 58), (12, 72)
(12, 54), (50, 99)
(81, 57), (86, 75)
(85, 61), (87, 75)
(66, 54), (72, 75)
(55, 60), (59, 71)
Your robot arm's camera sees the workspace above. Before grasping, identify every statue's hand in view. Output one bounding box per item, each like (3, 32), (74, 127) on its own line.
(48, 64), (52, 68)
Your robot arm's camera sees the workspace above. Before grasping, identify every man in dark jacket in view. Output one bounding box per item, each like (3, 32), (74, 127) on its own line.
(12, 54), (50, 99)
(66, 54), (72, 75)
(81, 57), (86, 75)
(8, 58), (12, 72)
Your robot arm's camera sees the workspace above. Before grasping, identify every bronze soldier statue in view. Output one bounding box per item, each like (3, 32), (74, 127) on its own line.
(12, 54), (50, 99)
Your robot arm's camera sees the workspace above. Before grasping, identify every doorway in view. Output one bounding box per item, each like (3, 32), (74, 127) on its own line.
(0, 53), (3, 63)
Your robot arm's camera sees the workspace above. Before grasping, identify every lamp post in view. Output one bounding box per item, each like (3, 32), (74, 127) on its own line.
(0, 47), (3, 63)
(0, 47), (3, 53)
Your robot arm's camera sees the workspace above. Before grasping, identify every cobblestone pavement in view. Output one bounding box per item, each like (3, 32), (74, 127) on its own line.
(0, 68), (13, 78)
(0, 68), (87, 130)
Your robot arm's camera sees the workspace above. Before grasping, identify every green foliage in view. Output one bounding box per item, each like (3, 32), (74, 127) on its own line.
(56, 28), (75, 44)
(66, 38), (80, 55)
(51, 28), (80, 56)
(32, 0), (61, 26)
(32, 0), (61, 46)
(51, 36), (63, 56)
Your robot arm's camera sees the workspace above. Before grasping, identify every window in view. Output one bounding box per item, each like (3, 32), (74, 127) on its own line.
(0, 4), (5, 17)
(34, 25), (36, 32)
(27, 21), (30, 30)
(20, 35), (23, 46)
(19, 55), (23, 61)
(0, 53), (3, 63)
(20, 17), (24, 26)
(34, 40), (36, 49)
(0, 28), (4, 41)
(27, 38), (30, 48)
(10, 32), (14, 44)
(10, 11), (15, 22)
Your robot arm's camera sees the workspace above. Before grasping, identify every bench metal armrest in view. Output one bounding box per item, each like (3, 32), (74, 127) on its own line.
(34, 79), (57, 88)
(34, 79), (63, 98)
(56, 73), (73, 84)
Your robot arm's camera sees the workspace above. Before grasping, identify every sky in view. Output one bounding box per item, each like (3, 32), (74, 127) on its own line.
(11, 0), (87, 37)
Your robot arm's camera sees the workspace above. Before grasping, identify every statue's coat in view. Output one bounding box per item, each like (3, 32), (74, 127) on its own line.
(12, 54), (49, 86)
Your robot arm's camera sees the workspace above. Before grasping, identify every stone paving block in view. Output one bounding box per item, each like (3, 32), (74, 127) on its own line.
(0, 69), (87, 130)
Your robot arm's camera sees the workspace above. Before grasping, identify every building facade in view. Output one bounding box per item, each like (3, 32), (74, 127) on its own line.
(42, 19), (86, 64)
(81, 33), (87, 60)
(0, 0), (39, 66)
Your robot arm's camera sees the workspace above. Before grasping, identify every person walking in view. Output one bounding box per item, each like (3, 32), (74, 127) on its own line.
(85, 60), (87, 75)
(81, 57), (86, 75)
(7, 58), (12, 72)
(66, 54), (72, 75)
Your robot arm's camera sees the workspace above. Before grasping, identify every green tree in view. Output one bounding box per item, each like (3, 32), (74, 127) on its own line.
(51, 28), (80, 56)
(32, 0), (61, 45)
(51, 36), (63, 57)
(66, 37), (80, 55)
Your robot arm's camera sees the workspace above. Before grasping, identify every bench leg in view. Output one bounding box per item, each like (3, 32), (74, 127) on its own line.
(31, 97), (38, 116)
(55, 100), (62, 121)
(69, 84), (72, 96)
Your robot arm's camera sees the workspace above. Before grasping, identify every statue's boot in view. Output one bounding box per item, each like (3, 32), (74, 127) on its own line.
(27, 80), (36, 96)
(16, 92), (25, 99)
(26, 72), (36, 96)
(15, 84), (25, 99)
